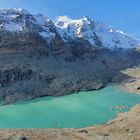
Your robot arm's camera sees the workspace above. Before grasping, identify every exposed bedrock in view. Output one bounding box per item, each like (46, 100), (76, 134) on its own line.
(0, 48), (140, 104)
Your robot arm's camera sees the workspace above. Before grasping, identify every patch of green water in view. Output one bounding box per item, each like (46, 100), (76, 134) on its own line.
(0, 86), (139, 128)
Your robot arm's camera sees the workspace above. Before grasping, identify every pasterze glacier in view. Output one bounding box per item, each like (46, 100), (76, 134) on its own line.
(0, 8), (140, 131)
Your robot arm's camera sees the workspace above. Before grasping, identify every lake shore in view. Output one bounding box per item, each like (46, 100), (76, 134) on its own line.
(0, 104), (139, 140)
(120, 66), (140, 95)
(0, 67), (140, 140)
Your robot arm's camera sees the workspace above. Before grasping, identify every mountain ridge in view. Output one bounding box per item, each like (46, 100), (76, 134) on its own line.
(0, 8), (139, 51)
(0, 8), (140, 104)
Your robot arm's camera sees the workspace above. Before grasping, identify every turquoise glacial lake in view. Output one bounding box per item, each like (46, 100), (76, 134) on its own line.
(0, 86), (140, 128)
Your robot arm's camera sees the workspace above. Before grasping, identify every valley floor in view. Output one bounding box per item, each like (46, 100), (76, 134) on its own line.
(121, 66), (140, 94)
(0, 66), (140, 140)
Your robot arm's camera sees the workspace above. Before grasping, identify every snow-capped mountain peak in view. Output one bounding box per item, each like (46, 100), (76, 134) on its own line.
(0, 8), (29, 15)
(55, 16), (140, 49)
(55, 16), (100, 46)
(0, 8), (57, 43)
(94, 21), (140, 49)
(0, 8), (139, 49)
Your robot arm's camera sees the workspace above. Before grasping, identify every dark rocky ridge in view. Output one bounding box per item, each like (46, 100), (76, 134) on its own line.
(1, 48), (140, 104)
(0, 8), (140, 104)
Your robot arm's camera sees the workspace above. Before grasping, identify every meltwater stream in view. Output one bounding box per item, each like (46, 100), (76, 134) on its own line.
(0, 86), (140, 128)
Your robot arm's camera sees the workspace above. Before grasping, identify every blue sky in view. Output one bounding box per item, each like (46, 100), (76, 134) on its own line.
(0, 0), (140, 38)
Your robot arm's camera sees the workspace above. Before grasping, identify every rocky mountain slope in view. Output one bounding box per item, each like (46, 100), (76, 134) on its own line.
(0, 8), (140, 104)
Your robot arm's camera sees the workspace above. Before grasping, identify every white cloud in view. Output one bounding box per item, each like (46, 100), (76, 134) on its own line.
(56, 16), (72, 22)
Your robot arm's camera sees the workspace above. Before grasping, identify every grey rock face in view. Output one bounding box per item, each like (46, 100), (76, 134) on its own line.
(0, 66), (32, 87)
(0, 48), (140, 104)
(0, 32), (48, 54)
